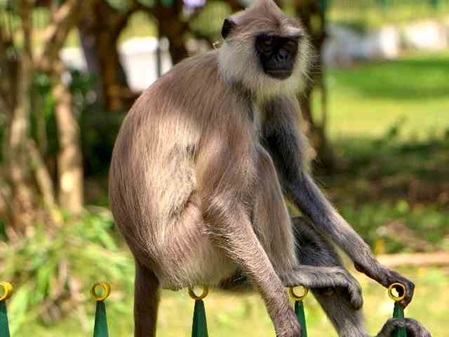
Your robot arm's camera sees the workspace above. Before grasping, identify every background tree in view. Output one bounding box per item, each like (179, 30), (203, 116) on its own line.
(0, 0), (90, 237)
(293, 0), (334, 169)
(77, 0), (140, 111)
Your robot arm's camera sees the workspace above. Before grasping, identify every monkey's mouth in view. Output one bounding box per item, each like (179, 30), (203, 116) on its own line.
(265, 69), (293, 80)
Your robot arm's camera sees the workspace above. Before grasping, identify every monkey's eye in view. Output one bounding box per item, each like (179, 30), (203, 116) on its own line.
(283, 40), (298, 53)
(256, 34), (275, 54)
(263, 36), (273, 47)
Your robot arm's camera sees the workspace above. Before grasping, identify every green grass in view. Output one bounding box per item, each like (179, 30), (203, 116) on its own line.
(325, 52), (449, 140)
(317, 51), (449, 255)
(328, 1), (449, 31)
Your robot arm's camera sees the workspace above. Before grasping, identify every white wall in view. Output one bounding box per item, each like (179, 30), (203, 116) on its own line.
(61, 37), (172, 91)
(324, 19), (449, 66)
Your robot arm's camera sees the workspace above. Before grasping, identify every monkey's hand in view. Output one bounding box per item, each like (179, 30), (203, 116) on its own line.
(376, 318), (431, 337)
(280, 266), (363, 310)
(354, 262), (415, 308)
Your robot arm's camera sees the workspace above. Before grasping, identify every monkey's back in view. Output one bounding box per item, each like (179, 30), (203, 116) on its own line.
(109, 50), (253, 265)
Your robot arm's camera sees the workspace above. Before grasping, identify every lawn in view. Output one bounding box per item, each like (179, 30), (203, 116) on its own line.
(8, 51), (449, 336)
(328, 0), (449, 30)
(319, 52), (449, 254)
(326, 52), (449, 139)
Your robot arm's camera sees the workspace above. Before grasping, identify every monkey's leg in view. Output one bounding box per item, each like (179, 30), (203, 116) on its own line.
(252, 147), (362, 311)
(292, 216), (368, 337)
(287, 172), (414, 306)
(292, 217), (432, 337)
(261, 96), (414, 307)
(205, 203), (301, 337)
(134, 261), (160, 337)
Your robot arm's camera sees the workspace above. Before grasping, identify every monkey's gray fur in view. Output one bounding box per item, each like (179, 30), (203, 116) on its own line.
(109, 0), (431, 336)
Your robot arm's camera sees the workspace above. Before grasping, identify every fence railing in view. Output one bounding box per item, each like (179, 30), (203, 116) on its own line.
(0, 281), (410, 337)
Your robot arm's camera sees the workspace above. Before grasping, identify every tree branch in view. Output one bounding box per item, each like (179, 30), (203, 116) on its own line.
(27, 140), (57, 214)
(112, 4), (142, 38)
(228, 0), (245, 11)
(38, 0), (90, 72)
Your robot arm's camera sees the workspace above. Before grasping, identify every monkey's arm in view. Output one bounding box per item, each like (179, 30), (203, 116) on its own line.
(293, 217), (431, 337)
(261, 96), (414, 307)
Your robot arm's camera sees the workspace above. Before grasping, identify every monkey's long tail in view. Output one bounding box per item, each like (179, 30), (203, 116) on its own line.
(134, 261), (160, 337)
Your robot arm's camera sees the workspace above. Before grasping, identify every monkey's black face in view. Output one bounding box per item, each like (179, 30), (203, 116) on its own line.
(255, 34), (300, 80)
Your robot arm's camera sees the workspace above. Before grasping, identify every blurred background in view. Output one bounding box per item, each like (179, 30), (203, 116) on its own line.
(0, 0), (448, 336)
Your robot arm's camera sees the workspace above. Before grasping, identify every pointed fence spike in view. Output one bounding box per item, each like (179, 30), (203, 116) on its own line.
(91, 282), (111, 337)
(189, 286), (209, 337)
(0, 282), (13, 337)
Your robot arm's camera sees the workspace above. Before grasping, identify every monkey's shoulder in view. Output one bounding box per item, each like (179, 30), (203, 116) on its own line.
(133, 50), (246, 120)
(161, 50), (222, 89)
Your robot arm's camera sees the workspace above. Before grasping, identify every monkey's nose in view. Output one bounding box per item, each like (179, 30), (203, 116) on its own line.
(277, 48), (290, 61)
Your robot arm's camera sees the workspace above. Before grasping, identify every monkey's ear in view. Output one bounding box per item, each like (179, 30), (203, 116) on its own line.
(221, 18), (236, 39)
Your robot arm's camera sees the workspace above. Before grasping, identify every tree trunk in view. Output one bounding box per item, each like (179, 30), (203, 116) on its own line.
(52, 61), (83, 215)
(167, 36), (189, 64)
(37, 0), (90, 215)
(77, 0), (133, 111)
(156, 6), (189, 64)
(3, 0), (37, 235)
(1, 0), (87, 234)
(294, 0), (334, 170)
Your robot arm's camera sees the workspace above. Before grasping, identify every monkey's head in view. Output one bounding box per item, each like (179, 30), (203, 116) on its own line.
(218, 0), (311, 99)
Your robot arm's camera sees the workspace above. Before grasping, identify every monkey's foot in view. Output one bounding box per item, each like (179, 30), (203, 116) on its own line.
(376, 318), (432, 337)
(279, 266), (363, 310)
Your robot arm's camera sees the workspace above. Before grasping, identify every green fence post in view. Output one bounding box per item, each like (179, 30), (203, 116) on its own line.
(290, 286), (309, 337)
(0, 282), (13, 337)
(189, 286), (209, 337)
(388, 283), (407, 337)
(393, 302), (406, 337)
(91, 283), (111, 337)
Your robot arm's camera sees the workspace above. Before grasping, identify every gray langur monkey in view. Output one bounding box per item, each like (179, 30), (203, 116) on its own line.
(109, 0), (431, 336)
